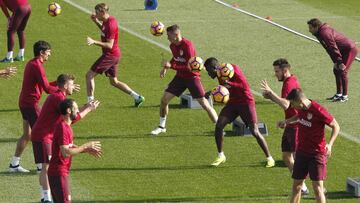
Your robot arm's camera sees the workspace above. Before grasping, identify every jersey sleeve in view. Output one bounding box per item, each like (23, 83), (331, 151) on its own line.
(317, 105), (334, 125)
(320, 31), (343, 65)
(34, 66), (58, 94)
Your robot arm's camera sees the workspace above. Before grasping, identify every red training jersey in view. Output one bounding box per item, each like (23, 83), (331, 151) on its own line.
(1, 0), (28, 12)
(48, 120), (73, 176)
(31, 91), (81, 143)
(282, 75), (300, 128)
(19, 58), (58, 108)
(169, 38), (199, 79)
(314, 23), (357, 65)
(101, 16), (120, 57)
(218, 64), (254, 105)
(297, 100), (334, 155)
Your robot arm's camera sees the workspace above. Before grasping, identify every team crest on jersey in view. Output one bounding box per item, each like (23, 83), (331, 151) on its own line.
(307, 113), (313, 120)
(179, 50), (183, 56)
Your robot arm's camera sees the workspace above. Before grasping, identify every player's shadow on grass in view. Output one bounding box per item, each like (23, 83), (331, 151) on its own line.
(121, 9), (145, 11)
(72, 194), (289, 202)
(0, 137), (18, 143)
(326, 191), (356, 199)
(0, 108), (19, 113)
(71, 164), (246, 173)
(0, 171), (36, 176)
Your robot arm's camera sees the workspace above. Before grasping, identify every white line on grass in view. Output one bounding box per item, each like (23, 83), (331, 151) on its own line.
(214, 0), (360, 62)
(63, 0), (360, 145)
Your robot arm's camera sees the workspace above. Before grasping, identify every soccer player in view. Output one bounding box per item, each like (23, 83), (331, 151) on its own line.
(277, 88), (339, 203)
(0, 0), (31, 62)
(0, 66), (16, 78)
(9, 41), (58, 173)
(150, 25), (218, 135)
(204, 57), (274, 167)
(308, 18), (359, 102)
(86, 3), (144, 106)
(260, 58), (308, 194)
(48, 99), (102, 203)
(31, 74), (98, 203)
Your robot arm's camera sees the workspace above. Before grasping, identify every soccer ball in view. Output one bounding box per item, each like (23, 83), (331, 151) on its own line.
(217, 63), (234, 81)
(150, 21), (164, 36)
(188, 56), (204, 72)
(211, 85), (230, 103)
(48, 2), (61, 17)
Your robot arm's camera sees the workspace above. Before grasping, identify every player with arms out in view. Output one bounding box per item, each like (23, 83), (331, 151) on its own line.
(31, 74), (97, 203)
(0, 0), (31, 62)
(9, 41), (58, 173)
(151, 24), (218, 135)
(48, 99), (102, 203)
(260, 58), (308, 194)
(308, 18), (358, 102)
(277, 88), (339, 203)
(204, 57), (274, 167)
(86, 3), (144, 106)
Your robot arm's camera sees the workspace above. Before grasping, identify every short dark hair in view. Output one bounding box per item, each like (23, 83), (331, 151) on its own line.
(307, 18), (322, 28)
(273, 58), (291, 70)
(59, 99), (74, 116)
(57, 74), (75, 88)
(166, 24), (180, 33)
(204, 57), (219, 71)
(286, 88), (304, 101)
(95, 3), (109, 12)
(33, 41), (51, 57)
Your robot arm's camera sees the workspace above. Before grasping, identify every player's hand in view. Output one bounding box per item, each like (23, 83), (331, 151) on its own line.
(277, 120), (286, 129)
(161, 60), (171, 69)
(223, 80), (231, 89)
(87, 37), (95, 46)
(260, 79), (273, 99)
(160, 68), (167, 78)
(1, 66), (17, 78)
(90, 13), (97, 22)
(338, 63), (346, 70)
(325, 144), (332, 157)
(84, 141), (102, 158)
(87, 100), (100, 110)
(73, 84), (80, 92)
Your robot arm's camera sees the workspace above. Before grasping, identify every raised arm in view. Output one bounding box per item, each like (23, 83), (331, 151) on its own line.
(260, 80), (290, 110)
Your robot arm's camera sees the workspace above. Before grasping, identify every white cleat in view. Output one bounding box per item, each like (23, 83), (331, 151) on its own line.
(9, 164), (30, 173)
(151, 126), (166, 135)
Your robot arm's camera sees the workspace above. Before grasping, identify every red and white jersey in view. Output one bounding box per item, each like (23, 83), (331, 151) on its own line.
(297, 100), (334, 155)
(101, 16), (120, 57)
(48, 120), (73, 176)
(19, 58), (58, 108)
(218, 64), (254, 105)
(169, 38), (199, 79)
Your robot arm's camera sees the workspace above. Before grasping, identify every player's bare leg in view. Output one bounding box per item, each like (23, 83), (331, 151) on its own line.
(9, 120), (31, 173)
(197, 97), (218, 123)
(291, 179), (305, 203)
(211, 116), (228, 166)
(151, 91), (175, 135)
(312, 181), (326, 203)
(108, 77), (145, 107)
(86, 70), (97, 101)
(283, 152), (294, 172)
(249, 123), (274, 167)
(40, 163), (52, 202)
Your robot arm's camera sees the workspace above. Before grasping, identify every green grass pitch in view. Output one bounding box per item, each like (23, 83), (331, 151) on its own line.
(0, 0), (359, 202)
